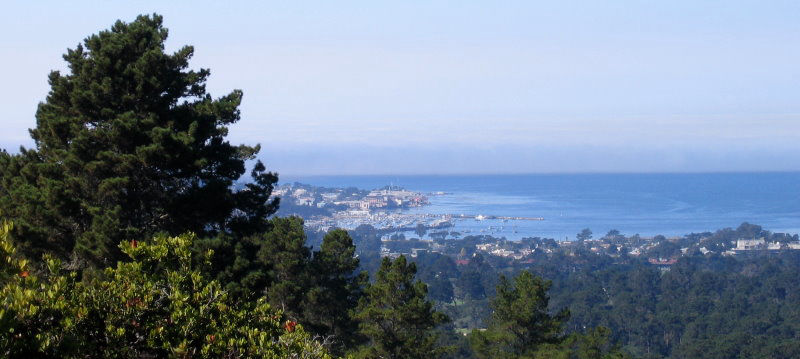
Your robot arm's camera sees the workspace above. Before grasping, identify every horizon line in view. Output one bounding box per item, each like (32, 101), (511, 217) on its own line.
(274, 169), (800, 179)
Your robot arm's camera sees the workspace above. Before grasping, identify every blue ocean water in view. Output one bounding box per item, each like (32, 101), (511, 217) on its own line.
(280, 173), (800, 240)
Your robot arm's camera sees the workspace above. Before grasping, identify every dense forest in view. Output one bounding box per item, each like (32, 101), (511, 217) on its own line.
(1, 14), (797, 359)
(339, 223), (800, 359)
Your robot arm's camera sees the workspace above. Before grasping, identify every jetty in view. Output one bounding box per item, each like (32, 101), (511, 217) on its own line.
(452, 214), (544, 221)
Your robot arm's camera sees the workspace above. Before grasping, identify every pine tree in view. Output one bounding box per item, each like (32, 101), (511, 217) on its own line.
(259, 216), (312, 316)
(195, 220), (368, 355)
(302, 229), (368, 355)
(197, 216), (313, 314)
(469, 271), (570, 359)
(0, 14), (278, 266)
(352, 255), (450, 359)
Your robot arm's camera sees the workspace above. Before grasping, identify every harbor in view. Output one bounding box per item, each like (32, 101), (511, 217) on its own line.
(303, 210), (546, 241)
(453, 214), (545, 221)
(275, 182), (547, 238)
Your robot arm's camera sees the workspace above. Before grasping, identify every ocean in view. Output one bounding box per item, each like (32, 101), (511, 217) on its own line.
(279, 173), (800, 240)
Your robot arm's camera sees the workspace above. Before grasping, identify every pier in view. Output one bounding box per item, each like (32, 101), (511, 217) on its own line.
(452, 214), (545, 221)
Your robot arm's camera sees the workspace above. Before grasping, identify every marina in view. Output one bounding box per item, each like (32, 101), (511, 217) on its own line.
(283, 173), (800, 240)
(306, 212), (538, 231)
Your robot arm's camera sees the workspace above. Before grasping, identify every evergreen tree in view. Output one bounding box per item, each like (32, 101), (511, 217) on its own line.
(198, 220), (368, 355)
(470, 271), (569, 359)
(353, 255), (450, 359)
(577, 228), (593, 242)
(193, 216), (309, 302)
(415, 223), (428, 238)
(258, 216), (312, 315)
(0, 14), (278, 266)
(303, 229), (368, 355)
(457, 270), (486, 300)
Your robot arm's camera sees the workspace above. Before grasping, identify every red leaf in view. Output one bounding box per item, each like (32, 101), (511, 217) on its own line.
(284, 320), (297, 332)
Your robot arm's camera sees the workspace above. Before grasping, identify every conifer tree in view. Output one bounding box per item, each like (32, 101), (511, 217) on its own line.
(303, 229), (368, 355)
(0, 14), (278, 266)
(352, 255), (450, 359)
(259, 216), (313, 315)
(469, 271), (570, 359)
(196, 221), (368, 355)
(194, 216), (310, 303)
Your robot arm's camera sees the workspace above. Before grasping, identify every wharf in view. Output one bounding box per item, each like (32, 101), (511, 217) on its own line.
(452, 214), (544, 221)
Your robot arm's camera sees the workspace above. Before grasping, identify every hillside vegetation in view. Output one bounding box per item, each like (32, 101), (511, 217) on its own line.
(1, 14), (795, 359)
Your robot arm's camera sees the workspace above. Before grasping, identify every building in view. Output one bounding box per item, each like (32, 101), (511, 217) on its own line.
(321, 193), (339, 201)
(295, 197), (314, 206)
(735, 239), (766, 251)
(365, 196), (388, 208)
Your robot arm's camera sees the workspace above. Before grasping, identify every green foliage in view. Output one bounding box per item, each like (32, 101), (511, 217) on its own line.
(193, 216), (311, 301)
(547, 253), (800, 358)
(196, 219), (367, 355)
(528, 327), (631, 359)
(259, 217), (313, 316)
(197, 216), (316, 313)
(416, 225), (800, 358)
(302, 229), (368, 355)
(455, 253), (496, 301)
(353, 256), (450, 359)
(469, 271), (569, 359)
(415, 223), (428, 238)
(469, 271), (629, 359)
(416, 254), (457, 303)
(0, 222), (330, 358)
(347, 224), (383, 276)
(0, 14), (278, 266)
(456, 270), (486, 300)
(645, 240), (682, 259)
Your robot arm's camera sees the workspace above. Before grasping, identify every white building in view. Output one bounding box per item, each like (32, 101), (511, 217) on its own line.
(295, 197), (314, 206)
(735, 238), (766, 250)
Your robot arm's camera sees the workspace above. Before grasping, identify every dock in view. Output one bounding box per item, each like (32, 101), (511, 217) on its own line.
(452, 214), (544, 221)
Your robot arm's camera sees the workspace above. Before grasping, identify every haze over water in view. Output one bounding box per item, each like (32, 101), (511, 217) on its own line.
(282, 172), (800, 240)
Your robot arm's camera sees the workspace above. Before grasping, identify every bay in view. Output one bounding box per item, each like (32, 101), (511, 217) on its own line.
(279, 172), (800, 240)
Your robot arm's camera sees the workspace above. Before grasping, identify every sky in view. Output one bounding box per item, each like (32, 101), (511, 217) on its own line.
(1, 1), (799, 175)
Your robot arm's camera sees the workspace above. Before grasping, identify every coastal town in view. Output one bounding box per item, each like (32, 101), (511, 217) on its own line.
(275, 183), (800, 268)
(375, 225), (800, 272)
(273, 182), (456, 233)
(274, 182), (547, 241)
(273, 183), (430, 212)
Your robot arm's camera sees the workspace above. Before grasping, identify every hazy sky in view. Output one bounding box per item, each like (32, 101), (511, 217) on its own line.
(2, 1), (799, 175)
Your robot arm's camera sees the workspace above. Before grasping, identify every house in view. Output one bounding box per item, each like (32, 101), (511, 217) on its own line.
(735, 238), (766, 250)
(295, 197), (314, 206)
(648, 258), (678, 265)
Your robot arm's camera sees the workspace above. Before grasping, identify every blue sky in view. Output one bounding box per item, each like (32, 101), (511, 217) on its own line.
(2, 1), (799, 174)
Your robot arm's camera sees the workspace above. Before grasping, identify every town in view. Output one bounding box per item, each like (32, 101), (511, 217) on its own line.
(273, 182), (457, 233)
(376, 224), (800, 266)
(275, 184), (800, 270)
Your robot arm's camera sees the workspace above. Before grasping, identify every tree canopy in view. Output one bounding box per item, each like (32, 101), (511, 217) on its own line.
(303, 229), (369, 355)
(577, 229), (593, 242)
(0, 220), (329, 358)
(470, 271), (569, 359)
(0, 14), (278, 266)
(353, 256), (450, 359)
